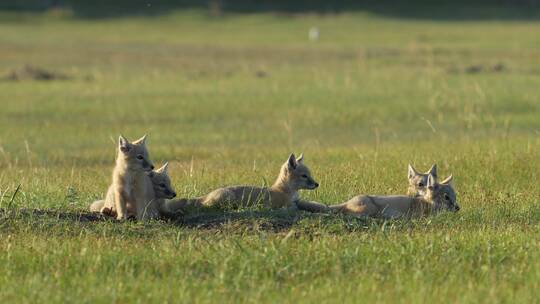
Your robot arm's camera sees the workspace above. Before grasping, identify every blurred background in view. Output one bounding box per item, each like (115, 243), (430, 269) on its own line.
(3, 0), (540, 18)
(0, 0), (539, 206)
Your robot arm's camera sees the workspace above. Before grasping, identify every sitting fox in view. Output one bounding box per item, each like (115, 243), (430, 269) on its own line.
(407, 164), (437, 196)
(89, 135), (155, 220)
(329, 174), (459, 219)
(165, 153), (319, 214)
(90, 162), (177, 220)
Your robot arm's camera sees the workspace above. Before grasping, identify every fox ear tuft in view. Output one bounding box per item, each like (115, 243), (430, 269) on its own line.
(156, 162), (169, 173)
(133, 134), (147, 145)
(427, 164), (437, 178)
(441, 174), (453, 185)
(408, 164), (419, 179)
(119, 135), (131, 153)
(427, 174), (437, 189)
(296, 153), (304, 164)
(287, 153), (297, 170)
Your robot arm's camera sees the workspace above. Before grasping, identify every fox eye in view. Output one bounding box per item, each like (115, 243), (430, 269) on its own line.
(418, 182), (424, 187)
(137, 155), (143, 160)
(159, 183), (166, 188)
(301, 174), (308, 178)
(443, 193), (450, 201)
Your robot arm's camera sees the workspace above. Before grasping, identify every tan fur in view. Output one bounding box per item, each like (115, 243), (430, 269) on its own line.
(294, 199), (330, 213)
(329, 173), (459, 219)
(294, 163), (440, 214)
(90, 162), (176, 220)
(147, 162), (178, 218)
(407, 164), (437, 196)
(165, 153), (319, 214)
(89, 135), (155, 220)
(329, 195), (433, 219)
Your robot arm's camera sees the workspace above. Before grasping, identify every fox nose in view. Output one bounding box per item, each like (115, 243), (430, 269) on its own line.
(172, 192), (177, 197)
(313, 182), (319, 188)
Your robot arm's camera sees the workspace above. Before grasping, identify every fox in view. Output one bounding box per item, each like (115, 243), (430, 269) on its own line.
(91, 135), (154, 220)
(164, 153), (319, 215)
(407, 164), (437, 196)
(90, 162), (177, 219)
(328, 173), (459, 219)
(293, 163), (442, 214)
(148, 162), (178, 211)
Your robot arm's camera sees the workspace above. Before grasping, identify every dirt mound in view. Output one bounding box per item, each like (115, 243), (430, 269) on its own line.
(448, 63), (507, 74)
(2, 65), (72, 81)
(0, 208), (105, 222)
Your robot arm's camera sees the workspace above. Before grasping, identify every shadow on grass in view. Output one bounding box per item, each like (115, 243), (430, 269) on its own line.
(1, 0), (539, 21)
(0, 207), (108, 222)
(1, 206), (409, 233)
(0, 207), (339, 232)
(1, 207), (485, 233)
(180, 208), (310, 231)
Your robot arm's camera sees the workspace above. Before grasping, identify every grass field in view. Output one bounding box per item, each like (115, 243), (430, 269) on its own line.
(1, 6), (540, 303)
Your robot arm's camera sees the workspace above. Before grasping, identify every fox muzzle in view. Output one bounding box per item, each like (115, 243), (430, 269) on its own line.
(142, 160), (154, 171)
(164, 190), (177, 199)
(308, 179), (319, 189)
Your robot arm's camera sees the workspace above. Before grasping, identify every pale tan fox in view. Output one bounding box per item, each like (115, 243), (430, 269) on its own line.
(329, 174), (459, 219)
(92, 135), (154, 220)
(407, 164), (437, 196)
(294, 163), (442, 214)
(165, 153), (319, 215)
(90, 162), (176, 219)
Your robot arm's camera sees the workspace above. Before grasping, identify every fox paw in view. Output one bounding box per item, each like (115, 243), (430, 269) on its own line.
(116, 213), (128, 220)
(100, 207), (117, 218)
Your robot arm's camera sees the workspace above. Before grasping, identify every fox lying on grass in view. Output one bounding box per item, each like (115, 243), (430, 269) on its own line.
(89, 135), (155, 220)
(407, 164), (437, 196)
(164, 153), (319, 215)
(293, 163), (442, 214)
(329, 174), (460, 219)
(328, 173), (459, 219)
(90, 162), (177, 220)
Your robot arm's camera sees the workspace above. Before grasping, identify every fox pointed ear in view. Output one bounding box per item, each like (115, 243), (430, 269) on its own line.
(441, 174), (453, 185)
(133, 134), (147, 145)
(296, 153), (304, 164)
(427, 164), (437, 178)
(427, 174), (437, 189)
(287, 153), (297, 170)
(156, 162), (169, 174)
(119, 135), (131, 153)
(408, 164), (419, 179)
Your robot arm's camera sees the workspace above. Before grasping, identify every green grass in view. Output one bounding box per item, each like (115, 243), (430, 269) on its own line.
(1, 8), (540, 303)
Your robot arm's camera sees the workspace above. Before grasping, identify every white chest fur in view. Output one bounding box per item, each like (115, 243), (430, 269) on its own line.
(123, 175), (134, 198)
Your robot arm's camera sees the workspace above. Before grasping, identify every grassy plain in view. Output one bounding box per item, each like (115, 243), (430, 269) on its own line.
(0, 7), (539, 303)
